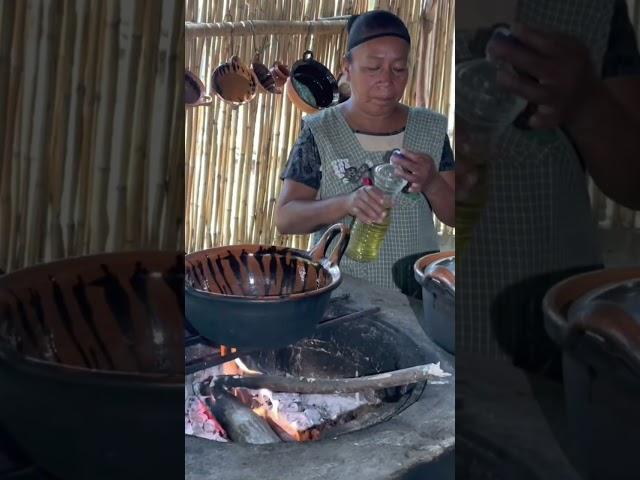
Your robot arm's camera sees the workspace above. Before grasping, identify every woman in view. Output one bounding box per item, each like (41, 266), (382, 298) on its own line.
(456, 0), (640, 366)
(275, 10), (455, 290)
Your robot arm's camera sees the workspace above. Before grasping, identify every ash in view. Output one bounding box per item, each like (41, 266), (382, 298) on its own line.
(184, 363), (380, 442)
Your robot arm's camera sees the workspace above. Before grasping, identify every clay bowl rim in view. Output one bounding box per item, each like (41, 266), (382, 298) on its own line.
(287, 68), (339, 110)
(414, 250), (455, 288)
(542, 267), (640, 346)
(285, 76), (320, 115)
(0, 251), (184, 387)
(185, 244), (343, 303)
(290, 51), (339, 98)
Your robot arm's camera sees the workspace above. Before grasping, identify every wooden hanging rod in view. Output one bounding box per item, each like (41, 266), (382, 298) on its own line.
(185, 19), (349, 39)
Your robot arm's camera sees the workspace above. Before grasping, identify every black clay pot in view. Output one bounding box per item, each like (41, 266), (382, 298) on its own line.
(185, 224), (349, 349)
(0, 252), (184, 480)
(285, 50), (339, 113)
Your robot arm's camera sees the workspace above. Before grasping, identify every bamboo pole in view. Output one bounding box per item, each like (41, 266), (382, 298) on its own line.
(0, 0), (22, 270)
(47, 0), (76, 260)
(89, 0), (119, 252)
(112, 0), (146, 251)
(74, 0), (105, 254)
(63, 0), (90, 256)
(148, 0), (178, 247)
(14, 0), (43, 268)
(0, 0), (16, 172)
(161, 0), (184, 250)
(185, 18), (348, 39)
(125, 0), (161, 250)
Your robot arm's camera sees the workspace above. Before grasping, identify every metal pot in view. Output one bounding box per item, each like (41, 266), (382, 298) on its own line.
(0, 252), (184, 480)
(185, 224), (349, 349)
(285, 50), (339, 114)
(414, 251), (455, 354)
(543, 268), (640, 480)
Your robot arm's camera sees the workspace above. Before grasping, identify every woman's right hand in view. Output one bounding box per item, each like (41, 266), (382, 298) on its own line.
(345, 186), (388, 224)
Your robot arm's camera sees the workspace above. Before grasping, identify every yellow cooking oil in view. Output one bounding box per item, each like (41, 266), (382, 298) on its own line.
(346, 209), (391, 262)
(455, 163), (488, 255)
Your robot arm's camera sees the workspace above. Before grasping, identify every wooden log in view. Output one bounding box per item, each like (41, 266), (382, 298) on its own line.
(207, 386), (282, 444)
(212, 364), (450, 394)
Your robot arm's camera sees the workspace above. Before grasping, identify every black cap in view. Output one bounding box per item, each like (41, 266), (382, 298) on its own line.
(346, 10), (411, 52)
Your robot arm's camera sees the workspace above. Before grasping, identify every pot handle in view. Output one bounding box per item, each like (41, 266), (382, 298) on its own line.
(564, 303), (640, 377)
(309, 223), (350, 268)
(426, 266), (456, 293)
(229, 55), (243, 69)
(303, 50), (313, 61)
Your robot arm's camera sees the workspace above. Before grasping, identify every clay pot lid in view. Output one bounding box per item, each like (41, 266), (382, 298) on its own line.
(211, 56), (257, 105)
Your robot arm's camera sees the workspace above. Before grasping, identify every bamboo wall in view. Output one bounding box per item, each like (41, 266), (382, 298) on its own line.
(185, 0), (455, 253)
(0, 0), (184, 273)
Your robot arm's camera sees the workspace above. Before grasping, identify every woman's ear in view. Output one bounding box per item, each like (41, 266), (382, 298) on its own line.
(341, 55), (351, 81)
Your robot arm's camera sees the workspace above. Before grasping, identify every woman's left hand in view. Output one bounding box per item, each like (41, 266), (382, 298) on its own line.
(487, 23), (600, 129)
(390, 149), (438, 193)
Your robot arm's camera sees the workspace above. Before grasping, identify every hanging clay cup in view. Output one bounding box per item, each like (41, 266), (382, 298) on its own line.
(211, 56), (257, 106)
(269, 61), (290, 91)
(185, 70), (213, 107)
(251, 53), (278, 94)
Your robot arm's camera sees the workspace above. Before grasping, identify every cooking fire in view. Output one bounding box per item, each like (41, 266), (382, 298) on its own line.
(185, 350), (449, 444)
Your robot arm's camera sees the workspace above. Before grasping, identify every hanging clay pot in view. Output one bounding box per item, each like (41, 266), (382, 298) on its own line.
(185, 70), (212, 107)
(270, 61), (290, 91)
(211, 56), (257, 106)
(285, 50), (339, 114)
(251, 53), (279, 94)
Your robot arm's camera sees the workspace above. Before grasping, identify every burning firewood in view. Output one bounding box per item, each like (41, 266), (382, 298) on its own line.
(200, 363), (450, 395)
(208, 384), (282, 444)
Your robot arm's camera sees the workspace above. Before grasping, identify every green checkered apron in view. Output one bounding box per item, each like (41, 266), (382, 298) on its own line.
(457, 0), (614, 361)
(305, 107), (448, 289)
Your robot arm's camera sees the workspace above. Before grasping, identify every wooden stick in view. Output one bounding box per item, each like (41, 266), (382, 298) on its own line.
(213, 364), (450, 394)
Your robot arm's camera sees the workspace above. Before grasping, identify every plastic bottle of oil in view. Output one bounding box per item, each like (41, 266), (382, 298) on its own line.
(455, 26), (527, 255)
(346, 163), (407, 263)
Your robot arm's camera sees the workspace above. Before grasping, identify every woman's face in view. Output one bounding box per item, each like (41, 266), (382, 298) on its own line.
(344, 36), (410, 114)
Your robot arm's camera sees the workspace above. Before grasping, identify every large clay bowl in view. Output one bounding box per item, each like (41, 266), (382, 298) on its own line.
(0, 252), (184, 480)
(185, 224), (350, 349)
